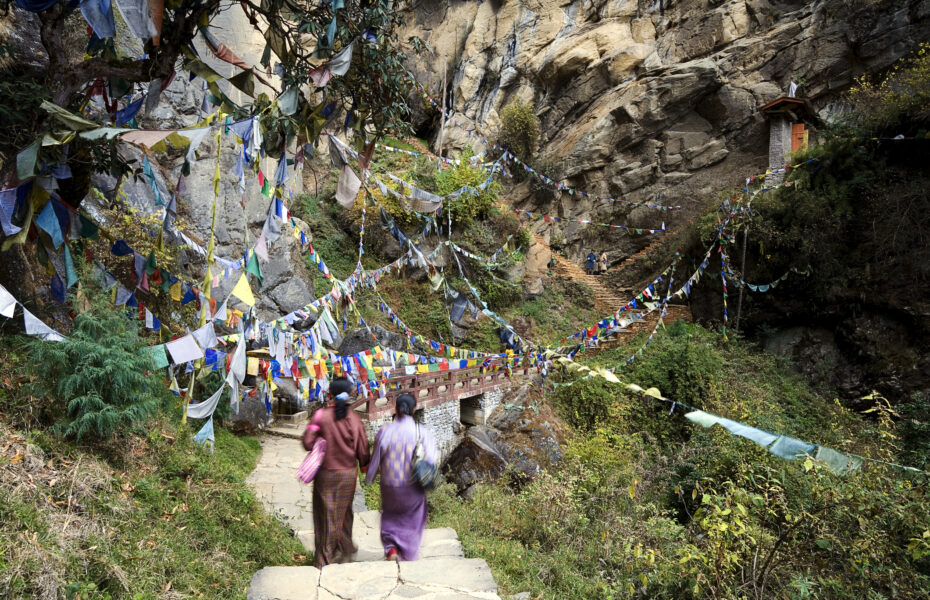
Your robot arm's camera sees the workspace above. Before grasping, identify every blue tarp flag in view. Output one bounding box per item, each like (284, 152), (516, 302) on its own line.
(0, 187), (22, 236)
(142, 156), (163, 205)
(274, 156), (288, 187)
(50, 274), (66, 303)
(227, 118), (253, 144)
(111, 240), (132, 256)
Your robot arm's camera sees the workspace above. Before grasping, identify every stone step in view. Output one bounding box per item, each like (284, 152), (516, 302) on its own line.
(265, 426), (304, 440)
(248, 557), (501, 600)
(296, 510), (464, 563)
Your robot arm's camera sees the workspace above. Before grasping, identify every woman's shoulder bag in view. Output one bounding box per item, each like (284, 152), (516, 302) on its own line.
(412, 424), (439, 490)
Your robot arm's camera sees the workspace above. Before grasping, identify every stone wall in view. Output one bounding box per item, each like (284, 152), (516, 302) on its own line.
(767, 117), (791, 184)
(479, 387), (504, 417)
(361, 396), (466, 463)
(420, 399), (463, 461)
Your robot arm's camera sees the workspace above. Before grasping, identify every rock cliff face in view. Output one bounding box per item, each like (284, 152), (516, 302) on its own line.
(402, 0), (930, 256)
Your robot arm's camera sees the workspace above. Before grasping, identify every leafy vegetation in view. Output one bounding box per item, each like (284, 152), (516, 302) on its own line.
(498, 101), (540, 158)
(434, 150), (500, 226)
(429, 323), (930, 599)
(844, 42), (930, 136)
(22, 288), (170, 441)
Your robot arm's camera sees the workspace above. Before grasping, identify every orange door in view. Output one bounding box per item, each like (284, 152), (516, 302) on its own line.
(791, 123), (807, 152)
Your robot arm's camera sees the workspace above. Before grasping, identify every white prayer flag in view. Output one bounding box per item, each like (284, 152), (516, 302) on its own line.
(22, 307), (65, 342)
(0, 284), (16, 318)
(165, 334), (204, 364)
(192, 322), (219, 350)
(185, 382), (225, 419)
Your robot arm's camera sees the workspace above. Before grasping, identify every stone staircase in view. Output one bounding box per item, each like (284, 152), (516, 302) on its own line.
(550, 250), (630, 314)
(611, 235), (670, 275)
(246, 436), (502, 600)
(581, 304), (693, 357)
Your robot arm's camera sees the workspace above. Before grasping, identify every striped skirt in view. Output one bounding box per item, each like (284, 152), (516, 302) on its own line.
(312, 468), (358, 568)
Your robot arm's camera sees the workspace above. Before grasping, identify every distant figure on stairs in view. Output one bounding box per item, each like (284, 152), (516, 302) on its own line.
(302, 377), (371, 568)
(599, 251), (608, 276)
(586, 251), (597, 274)
(366, 393), (439, 562)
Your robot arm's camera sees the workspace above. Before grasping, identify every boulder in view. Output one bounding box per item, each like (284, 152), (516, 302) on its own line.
(442, 425), (507, 494)
(443, 385), (565, 493)
(336, 325), (408, 356)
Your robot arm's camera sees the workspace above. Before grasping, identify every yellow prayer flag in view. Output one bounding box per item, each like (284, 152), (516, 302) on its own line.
(170, 281), (182, 302)
(247, 357), (260, 376)
(230, 273), (255, 306)
(416, 365), (429, 374)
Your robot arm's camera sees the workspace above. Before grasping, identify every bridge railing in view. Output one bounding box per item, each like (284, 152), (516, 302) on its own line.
(351, 364), (536, 420)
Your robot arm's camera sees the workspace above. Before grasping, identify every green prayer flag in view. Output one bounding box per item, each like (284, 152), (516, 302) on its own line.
(36, 240), (49, 268)
(39, 100), (101, 131)
(228, 70), (255, 97)
(16, 139), (40, 181)
(246, 251), (263, 286)
(184, 58), (224, 83)
(427, 363), (440, 372)
(78, 215), (99, 240)
(64, 245), (78, 288)
(260, 179), (271, 197)
(144, 344), (170, 369)
(144, 251), (158, 275)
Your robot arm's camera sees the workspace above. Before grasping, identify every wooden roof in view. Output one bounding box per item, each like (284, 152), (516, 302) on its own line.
(761, 97), (816, 121)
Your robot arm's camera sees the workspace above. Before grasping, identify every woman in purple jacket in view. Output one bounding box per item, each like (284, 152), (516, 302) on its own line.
(365, 393), (438, 561)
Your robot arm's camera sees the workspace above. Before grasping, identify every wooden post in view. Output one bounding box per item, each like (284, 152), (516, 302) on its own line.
(436, 60), (447, 158)
(734, 224), (749, 333)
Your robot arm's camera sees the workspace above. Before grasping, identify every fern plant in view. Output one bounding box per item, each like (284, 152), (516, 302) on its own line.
(25, 290), (168, 441)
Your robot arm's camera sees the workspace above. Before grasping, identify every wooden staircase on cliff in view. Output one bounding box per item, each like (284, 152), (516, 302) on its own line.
(548, 247), (632, 314)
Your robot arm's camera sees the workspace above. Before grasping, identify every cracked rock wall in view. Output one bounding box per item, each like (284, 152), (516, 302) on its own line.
(402, 0), (930, 258)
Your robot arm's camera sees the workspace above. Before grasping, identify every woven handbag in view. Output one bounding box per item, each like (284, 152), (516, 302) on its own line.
(296, 437), (326, 484)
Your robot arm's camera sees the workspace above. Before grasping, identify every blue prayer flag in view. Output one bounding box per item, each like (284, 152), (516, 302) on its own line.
(36, 201), (64, 249)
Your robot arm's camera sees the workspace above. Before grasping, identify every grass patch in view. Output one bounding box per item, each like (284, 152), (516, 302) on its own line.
(0, 334), (304, 600)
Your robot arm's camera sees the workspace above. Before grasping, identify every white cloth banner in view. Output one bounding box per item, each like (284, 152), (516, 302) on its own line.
(335, 165), (361, 208)
(178, 127), (210, 164)
(229, 333), (246, 384)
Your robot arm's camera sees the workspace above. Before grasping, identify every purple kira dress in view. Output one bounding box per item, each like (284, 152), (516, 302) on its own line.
(365, 414), (439, 560)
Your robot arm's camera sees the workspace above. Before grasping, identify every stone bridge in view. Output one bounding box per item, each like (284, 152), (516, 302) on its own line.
(351, 364), (536, 459)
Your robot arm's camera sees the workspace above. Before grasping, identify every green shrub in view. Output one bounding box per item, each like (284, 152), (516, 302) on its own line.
(498, 101), (540, 158)
(435, 150), (499, 226)
(845, 42), (930, 135)
(24, 291), (169, 441)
